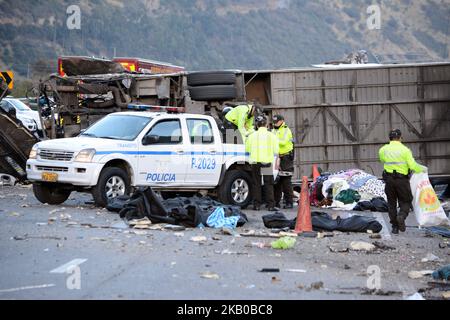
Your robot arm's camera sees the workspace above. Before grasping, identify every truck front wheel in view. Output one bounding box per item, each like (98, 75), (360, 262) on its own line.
(219, 170), (252, 207)
(33, 183), (72, 205)
(92, 167), (130, 207)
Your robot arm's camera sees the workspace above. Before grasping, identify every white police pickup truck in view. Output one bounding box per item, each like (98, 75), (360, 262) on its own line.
(26, 110), (254, 207)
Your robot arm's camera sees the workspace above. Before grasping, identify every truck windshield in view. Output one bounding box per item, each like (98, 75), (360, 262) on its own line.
(7, 99), (31, 111)
(81, 115), (152, 141)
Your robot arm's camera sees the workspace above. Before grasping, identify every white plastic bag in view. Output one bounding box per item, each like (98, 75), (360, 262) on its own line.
(410, 173), (449, 227)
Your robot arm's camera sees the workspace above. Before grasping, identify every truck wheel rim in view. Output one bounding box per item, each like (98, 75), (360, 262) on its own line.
(105, 176), (126, 198)
(231, 178), (249, 203)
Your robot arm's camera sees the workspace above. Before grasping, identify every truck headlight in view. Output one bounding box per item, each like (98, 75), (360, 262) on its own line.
(29, 145), (38, 159)
(74, 149), (96, 163)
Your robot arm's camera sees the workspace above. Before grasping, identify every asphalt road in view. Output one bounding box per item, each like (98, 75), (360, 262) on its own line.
(0, 184), (448, 300)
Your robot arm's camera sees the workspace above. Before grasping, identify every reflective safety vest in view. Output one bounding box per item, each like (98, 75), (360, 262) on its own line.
(245, 127), (279, 164)
(224, 104), (254, 139)
(379, 141), (423, 175)
(274, 123), (294, 155)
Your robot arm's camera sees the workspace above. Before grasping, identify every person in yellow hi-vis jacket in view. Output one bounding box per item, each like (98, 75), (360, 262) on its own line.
(379, 129), (426, 234)
(224, 104), (256, 143)
(246, 115), (280, 211)
(272, 114), (295, 209)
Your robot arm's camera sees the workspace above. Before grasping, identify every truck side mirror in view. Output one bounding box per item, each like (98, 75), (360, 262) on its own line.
(142, 134), (160, 145)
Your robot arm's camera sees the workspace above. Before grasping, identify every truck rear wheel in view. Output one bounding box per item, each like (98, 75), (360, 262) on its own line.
(188, 85), (237, 101)
(219, 169), (252, 207)
(92, 167), (130, 207)
(33, 183), (71, 205)
(187, 71), (236, 86)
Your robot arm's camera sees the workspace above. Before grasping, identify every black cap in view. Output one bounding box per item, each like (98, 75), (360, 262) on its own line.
(255, 115), (267, 126)
(272, 114), (284, 122)
(389, 129), (402, 140)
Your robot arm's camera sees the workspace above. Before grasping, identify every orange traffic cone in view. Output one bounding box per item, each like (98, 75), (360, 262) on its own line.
(312, 164), (320, 183)
(294, 176), (313, 233)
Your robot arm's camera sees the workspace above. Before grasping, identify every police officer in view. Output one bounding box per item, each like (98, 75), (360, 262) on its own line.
(246, 115), (280, 211)
(224, 104), (256, 142)
(272, 115), (295, 209)
(379, 129), (425, 234)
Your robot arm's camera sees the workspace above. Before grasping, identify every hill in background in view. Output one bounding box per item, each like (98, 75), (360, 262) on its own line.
(0, 0), (449, 79)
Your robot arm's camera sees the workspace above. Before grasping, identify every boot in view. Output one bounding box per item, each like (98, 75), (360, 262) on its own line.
(397, 215), (406, 232)
(391, 225), (399, 234)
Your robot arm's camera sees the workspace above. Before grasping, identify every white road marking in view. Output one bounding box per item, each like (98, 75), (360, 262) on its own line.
(0, 283), (55, 293)
(50, 258), (87, 274)
(373, 212), (392, 241)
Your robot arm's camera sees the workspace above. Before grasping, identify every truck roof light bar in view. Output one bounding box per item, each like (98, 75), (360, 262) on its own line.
(127, 104), (185, 113)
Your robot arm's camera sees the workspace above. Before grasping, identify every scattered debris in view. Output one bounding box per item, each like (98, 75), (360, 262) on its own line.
(439, 242), (449, 249)
(212, 236), (221, 241)
(443, 291), (450, 299)
(49, 208), (64, 214)
(215, 249), (248, 255)
(259, 268), (280, 273)
(249, 242), (268, 248)
(174, 232), (184, 237)
(190, 236), (207, 242)
(131, 230), (148, 236)
(36, 222), (47, 226)
(9, 212), (20, 217)
(285, 269), (307, 273)
(307, 281), (323, 291)
(432, 265), (450, 280)
(128, 217), (152, 229)
(421, 253), (441, 263)
(110, 221), (128, 230)
(298, 231), (317, 238)
(200, 272), (220, 280)
(148, 224), (164, 231)
(350, 241), (376, 252)
(328, 244), (349, 253)
(59, 213), (72, 221)
(317, 232), (334, 238)
(240, 230), (287, 238)
(271, 237), (296, 249)
(270, 227), (291, 233)
(90, 237), (108, 242)
(279, 231), (299, 237)
(12, 235), (64, 241)
(405, 292), (425, 300)
(271, 276), (281, 283)
(372, 241), (396, 251)
(221, 227), (235, 236)
(361, 288), (403, 296)
(427, 281), (450, 289)
(369, 234), (382, 239)
(164, 224), (186, 231)
(408, 270), (434, 279)
(344, 264), (351, 270)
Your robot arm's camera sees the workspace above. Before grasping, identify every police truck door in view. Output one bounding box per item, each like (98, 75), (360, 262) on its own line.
(185, 117), (223, 186)
(138, 118), (188, 186)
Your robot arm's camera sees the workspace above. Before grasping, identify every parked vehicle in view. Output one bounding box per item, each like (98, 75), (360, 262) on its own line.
(0, 98), (43, 137)
(26, 110), (255, 207)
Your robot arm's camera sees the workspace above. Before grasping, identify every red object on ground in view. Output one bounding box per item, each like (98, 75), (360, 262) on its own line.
(312, 164), (320, 183)
(294, 176), (313, 233)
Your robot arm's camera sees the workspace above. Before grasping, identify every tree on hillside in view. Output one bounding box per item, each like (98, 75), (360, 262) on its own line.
(31, 59), (56, 80)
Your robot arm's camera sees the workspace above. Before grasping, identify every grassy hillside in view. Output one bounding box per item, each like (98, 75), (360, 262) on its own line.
(0, 0), (449, 78)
